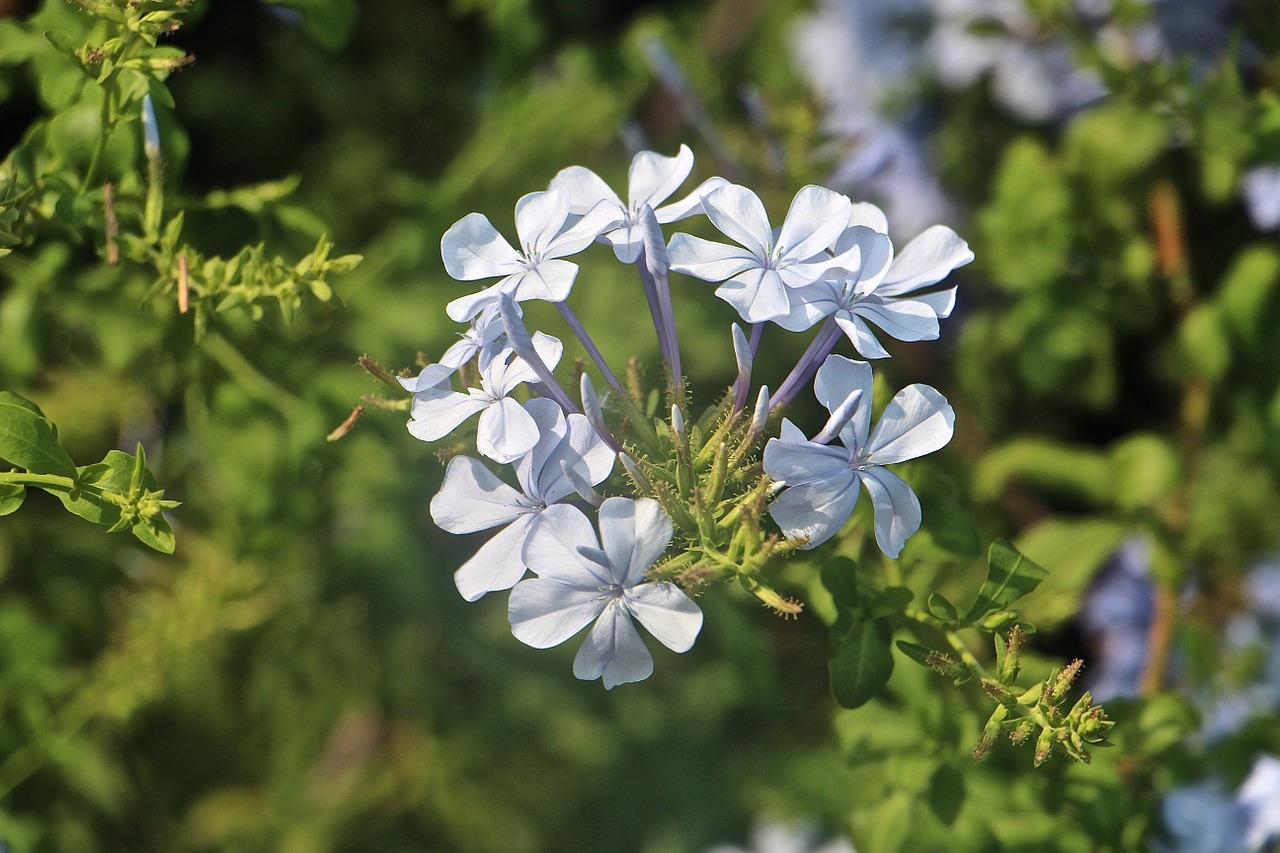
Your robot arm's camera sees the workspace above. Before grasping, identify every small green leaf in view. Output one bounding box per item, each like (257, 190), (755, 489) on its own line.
(962, 539), (1049, 623)
(926, 762), (966, 826)
(0, 483), (24, 516)
(132, 516), (175, 554)
(895, 641), (932, 667)
(829, 617), (895, 709)
(868, 586), (913, 618)
(0, 396), (77, 477)
(820, 556), (860, 611)
(927, 593), (959, 623)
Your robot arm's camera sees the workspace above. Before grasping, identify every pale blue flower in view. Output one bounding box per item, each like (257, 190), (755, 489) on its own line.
(1243, 166), (1280, 232)
(667, 183), (857, 323)
(438, 300), (510, 373)
(400, 332), (563, 464)
(763, 355), (953, 556)
(441, 187), (621, 322)
(508, 497), (703, 688)
(429, 398), (615, 601)
(549, 144), (728, 263)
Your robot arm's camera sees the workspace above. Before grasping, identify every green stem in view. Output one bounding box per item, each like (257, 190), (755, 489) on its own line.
(0, 471), (128, 506)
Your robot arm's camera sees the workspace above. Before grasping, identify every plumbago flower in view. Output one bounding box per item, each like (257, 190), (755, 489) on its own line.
(508, 497), (703, 689)
(763, 355), (954, 557)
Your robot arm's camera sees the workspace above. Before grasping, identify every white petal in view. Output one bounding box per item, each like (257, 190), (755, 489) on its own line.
(446, 279), (509, 323)
(834, 314), (892, 360)
(777, 185), (852, 262)
(857, 466), (922, 558)
(430, 455), (527, 534)
(701, 184), (773, 258)
(509, 578), (606, 648)
(398, 363), (453, 394)
(831, 225), (894, 289)
(535, 412), (614, 503)
(514, 397), (568, 498)
(655, 176), (730, 222)
(506, 261), (579, 305)
(851, 298), (940, 343)
(514, 189), (570, 252)
(406, 390), (489, 442)
(547, 199), (622, 258)
(441, 213), (524, 281)
(603, 225), (644, 264)
(476, 397), (540, 464)
(627, 582), (703, 652)
(667, 233), (760, 281)
(628, 145), (694, 210)
(773, 283), (838, 333)
(548, 165), (622, 213)
(914, 287), (958, 319)
(522, 503), (601, 581)
(847, 201), (889, 233)
(573, 603), (654, 688)
(813, 355), (874, 445)
(453, 514), (537, 602)
(762, 429), (850, 485)
(716, 268), (790, 323)
(597, 497), (673, 586)
(768, 472), (860, 550)
(878, 225), (973, 296)
(867, 384), (954, 464)
(731, 323), (753, 376)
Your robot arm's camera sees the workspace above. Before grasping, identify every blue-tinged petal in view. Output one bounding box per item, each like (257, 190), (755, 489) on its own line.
(627, 582), (703, 652)
(454, 514), (537, 602)
(655, 176), (730, 223)
(573, 603), (654, 688)
(831, 225), (893, 290)
(628, 145), (694, 210)
(547, 199), (622, 258)
(877, 225), (973, 296)
(509, 578), (607, 648)
(856, 466), (922, 558)
(773, 282), (839, 332)
(851, 298), (939, 343)
(768, 471), (860, 550)
(515, 189), (571, 252)
(604, 225), (644, 264)
(762, 425), (850, 485)
(867, 384), (954, 464)
(847, 201), (889, 233)
(503, 260), (576, 305)
(476, 397), (540, 464)
(667, 233), (760, 281)
(597, 497), (673, 586)
(522, 503), (601, 582)
(398, 363), (453, 394)
(441, 213), (524, 281)
(548, 165), (622, 213)
(431, 455), (528, 534)
(912, 287), (958, 319)
(535, 412), (614, 504)
(407, 390), (489, 442)
(446, 279), (510, 323)
(814, 355), (874, 443)
(485, 332), (563, 395)
(716, 268), (789, 323)
(834, 314), (892, 360)
(701, 184), (773, 258)
(777, 185), (851, 263)
(514, 398), (568, 498)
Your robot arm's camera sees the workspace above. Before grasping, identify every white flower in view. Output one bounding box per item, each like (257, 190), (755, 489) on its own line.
(441, 187), (620, 322)
(438, 301), (510, 372)
(429, 398), (615, 601)
(400, 332), (563, 464)
(667, 183), (856, 323)
(549, 144), (728, 263)
(763, 354), (953, 556)
(777, 203), (973, 358)
(1242, 165), (1280, 232)
(508, 497), (703, 689)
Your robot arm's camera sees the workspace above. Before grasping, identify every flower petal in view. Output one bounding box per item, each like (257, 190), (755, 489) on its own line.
(768, 470), (860, 550)
(813, 355), (874, 447)
(535, 412), (615, 503)
(701, 184), (772, 258)
(446, 279), (510, 323)
(777, 185), (852, 262)
(407, 390), (489, 442)
(762, 424), (850, 485)
(441, 213), (524, 281)
(547, 199), (622, 258)
(522, 503), (601, 582)
(454, 514), (537, 601)
(597, 497), (673, 586)
(867, 384), (954, 464)
(514, 397), (568, 498)
(716, 268), (790, 323)
(430, 455), (527, 534)
(628, 145), (694, 210)
(626, 582), (704, 652)
(573, 603), (654, 689)
(655, 176), (730, 222)
(847, 201), (889, 233)
(515, 189), (570, 252)
(667, 234), (760, 281)
(834, 314), (892, 360)
(831, 225), (894, 290)
(548, 165), (622, 214)
(507, 261), (579, 305)
(856, 466), (922, 558)
(878, 225), (973, 296)
(509, 577), (606, 648)
(851, 298), (940, 343)
(476, 397), (541, 464)
(773, 282), (839, 332)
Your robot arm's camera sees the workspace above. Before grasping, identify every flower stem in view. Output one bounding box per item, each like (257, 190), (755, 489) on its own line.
(556, 301), (624, 395)
(772, 317), (842, 412)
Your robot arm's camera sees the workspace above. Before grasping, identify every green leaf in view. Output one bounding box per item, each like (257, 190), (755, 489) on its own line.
(925, 763), (966, 826)
(0, 483), (24, 516)
(895, 641), (932, 667)
(869, 586), (913, 619)
(820, 556), (860, 611)
(0, 396), (77, 477)
(262, 0), (358, 50)
(962, 539), (1049, 623)
(1108, 433), (1181, 512)
(132, 515), (175, 554)
(829, 617), (895, 709)
(1015, 518), (1129, 628)
(974, 438), (1111, 506)
(926, 593), (959, 624)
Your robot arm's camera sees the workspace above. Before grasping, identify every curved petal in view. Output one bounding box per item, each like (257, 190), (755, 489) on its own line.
(430, 455), (527, 534)
(548, 165), (622, 214)
(768, 472), (860, 550)
(515, 189), (570, 252)
(604, 225), (644, 264)
(655, 176), (731, 222)
(879, 225), (973, 296)
(667, 234), (760, 281)
(598, 497), (673, 586)
(454, 514), (537, 601)
(509, 578), (606, 648)
(514, 397), (568, 498)
(626, 582), (703, 652)
(446, 280), (510, 323)
(912, 286), (958, 319)
(441, 213), (524, 281)
(573, 603), (653, 689)
(701, 184), (773, 258)
(484, 332), (563, 394)
(777, 185), (852, 262)
(476, 398), (540, 464)
(834, 314), (892, 360)
(847, 201), (889, 233)
(857, 466), (922, 558)
(814, 355), (874, 445)
(762, 429), (850, 485)
(774, 283), (839, 332)
(398, 363), (453, 394)
(628, 145), (694, 210)
(716, 268), (789, 323)
(407, 390), (488, 442)
(851, 298), (940, 343)
(534, 412), (614, 503)
(867, 384), (954, 464)
(831, 225), (894, 290)
(522, 503), (601, 582)
(547, 199), (622, 257)
(508, 260), (578, 304)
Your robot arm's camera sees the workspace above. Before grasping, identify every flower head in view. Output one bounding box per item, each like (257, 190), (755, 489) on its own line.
(508, 497), (703, 688)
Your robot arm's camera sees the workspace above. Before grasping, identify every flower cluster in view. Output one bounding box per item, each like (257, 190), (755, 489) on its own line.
(402, 145), (972, 688)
